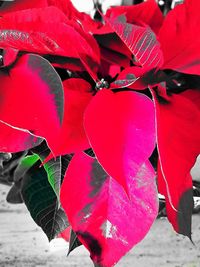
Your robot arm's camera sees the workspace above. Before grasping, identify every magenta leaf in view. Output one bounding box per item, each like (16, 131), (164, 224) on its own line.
(60, 152), (158, 267)
(84, 89), (156, 194)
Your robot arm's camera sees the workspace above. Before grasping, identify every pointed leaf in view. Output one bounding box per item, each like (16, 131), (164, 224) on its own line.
(0, 54), (64, 154)
(159, 0), (200, 75)
(31, 142), (72, 198)
(61, 152), (158, 266)
(110, 66), (148, 89)
(21, 161), (69, 241)
(152, 88), (200, 237)
(0, 7), (100, 68)
(68, 229), (82, 256)
(84, 90), (156, 194)
(103, 15), (163, 69)
(106, 0), (163, 34)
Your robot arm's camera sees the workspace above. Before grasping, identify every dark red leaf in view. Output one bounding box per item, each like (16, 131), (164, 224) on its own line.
(84, 89), (156, 194)
(106, 0), (163, 34)
(60, 152), (158, 267)
(95, 33), (132, 62)
(99, 46), (131, 69)
(0, 7), (100, 70)
(0, 54), (64, 154)
(103, 15), (163, 70)
(159, 0), (200, 75)
(152, 88), (200, 238)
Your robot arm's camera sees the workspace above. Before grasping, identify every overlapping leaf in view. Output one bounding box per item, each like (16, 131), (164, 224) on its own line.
(110, 66), (148, 89)
(0, 6), (100, 71)
(159, 0), (200, 75)
(0, 54), (64, 154)
(0, 0), (47, 15)
(103, 14), (163, 70)
(7, 154), (39, 203)
(60, 152), (158, 266)
(106, 0), (163, 34)
(31, 142), (72, 198)
(84, 90), (156, 194)
(152, 88), (200, 238)
(0, 121), (42, 153)
(21, 159), (69, 241)
(52, 78), (93, 155)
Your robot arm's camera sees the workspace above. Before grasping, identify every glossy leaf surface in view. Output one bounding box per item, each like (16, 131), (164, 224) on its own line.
(61, 152), (158, 267)
(84, 90), (156, 194)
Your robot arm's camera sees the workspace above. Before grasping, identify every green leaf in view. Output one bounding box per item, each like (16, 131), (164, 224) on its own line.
(21, 161), (69, 241)
(14, 154), (39, 182)
(31, 142), (62, 199)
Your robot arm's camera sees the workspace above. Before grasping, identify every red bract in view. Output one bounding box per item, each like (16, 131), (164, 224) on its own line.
(0, 6), (100, 72)
(110, 66), (149, 89)
(0, 0), (48, 15)
(0, 53), (64, 153)
(53, 78), (93, 155)
(0, 121), (42, 153)
(97, 0), (200, 239)
(103, 14), (163, 70)
(159, 0), (200, 75)
(84, 90), (156, 195)
(1, 0), (200, 266)
(60, 152), (158, 267)
(106, 0), (163, 34)
(152, 88), (200, 238)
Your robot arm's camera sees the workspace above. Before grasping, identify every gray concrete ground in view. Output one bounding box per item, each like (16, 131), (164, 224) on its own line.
(0, 184), (200, 267)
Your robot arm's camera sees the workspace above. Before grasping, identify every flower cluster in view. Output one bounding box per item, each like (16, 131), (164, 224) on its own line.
(0, 0), (200, 266)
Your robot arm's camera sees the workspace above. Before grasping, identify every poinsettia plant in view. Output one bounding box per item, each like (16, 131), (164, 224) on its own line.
(0, 0), (200, 266)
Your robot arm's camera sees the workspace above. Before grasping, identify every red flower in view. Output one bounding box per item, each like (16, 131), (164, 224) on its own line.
(0, 1), (200, 266)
